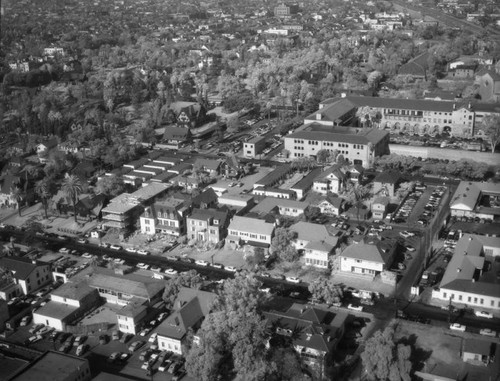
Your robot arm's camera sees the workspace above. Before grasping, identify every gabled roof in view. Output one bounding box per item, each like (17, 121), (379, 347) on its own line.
(163, 126), (189, 141)
(227, 216), (275, 236)
(290, 221), (332, 242)
(450, 181), (500, 211)
(191, 188), (218, 207)
(340, 242), (394, 265)
(51, 281), (97, 301)
(193, 158), (221, 171)
(0, 256), (48, 280)
(463, 338), (493, 356)
(188, 208), (228, 226)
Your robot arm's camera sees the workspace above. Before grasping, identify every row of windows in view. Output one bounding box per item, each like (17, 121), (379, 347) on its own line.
(305, 258), (328, 267)
(442, 292), (499, 307)
(294, 146), (305, 150)
(229, 230), (268, 240)
(293, 139), (305, 144)
(308, 140), (319, 145)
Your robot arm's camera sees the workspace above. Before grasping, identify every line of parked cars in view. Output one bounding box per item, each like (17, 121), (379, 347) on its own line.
(393, 187), (424, 224)
(418, 186), (446, 226)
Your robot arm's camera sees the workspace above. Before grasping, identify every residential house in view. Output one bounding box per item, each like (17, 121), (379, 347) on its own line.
(140, 197), (189, 236)
(71, 160), (95, 182)
(186, 208), (229, 243)
(116, 299), (148, 335)
(160, 127), (190, 150)
(339, 242), (396, 277)
(432, 234), (500, 311)
(170, 101), (204, 129)
(156, 288), (217, 355)
(304, 239), (339, 269)
(373, 171), (402, 198)
(33, 281), (100, 331)
(264, 304), (348, 375)
(289, 221), (338, 253)
(372, 197), (390, 220)
(0, 173), (23, 208)
(220, 155), (244, 179)
(249, 198), (308, 218)
(36, 138), (58, 163)
(462, 339), (495, 366)
(397, 52), (430, 80)
(74, 193), (106, 220)
(475, 69), (500, 103)
(316, 196), (344, 216)
(191, 188), (218, 209)
(312, 166), (346, 195)
(0, 257), (52, 296)
(348, 164), (364, 183)
(193, 158), (221, 176)
(226, 216), (275, 248)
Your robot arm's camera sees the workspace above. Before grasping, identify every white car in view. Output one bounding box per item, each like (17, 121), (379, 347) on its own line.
(137, 263), (149, 270)
(195, 260), (209, 267)
(148, 333), (158, 343)
(479, 329), (497, 337)
(110, 245), (122, 250)
(125, 248), (137, 253)
(399, 231), (415, 239)
(139, 328), (151, 337)
(286, 277), (301, 284)
(225, 266), (238, 272)
(150, 266), (162, 272)
(59, 248), (70, 254)
(113, 258), (125, 265)
(164, 268), (178, 276)
(82, 252), (93, 259)
(449, 323), (466, 332)
(474, 310), (493, 319)
(347, 304), (364, 312)
(137, 250), (150, 255)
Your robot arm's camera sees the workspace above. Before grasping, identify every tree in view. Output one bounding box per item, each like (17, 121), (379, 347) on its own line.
(35, 179), (51, 219)
(361, 324), (412, 381)
(94, 175), (126, 197)
(308, 278), (344, 305)
(481, 114), (500, 154)
(316, 149), (331, 163)
(162, 270), (204, 309)
(61, 174), (83, 223)
(269, 227), (299, 262)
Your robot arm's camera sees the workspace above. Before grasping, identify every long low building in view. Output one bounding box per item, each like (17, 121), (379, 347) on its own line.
(450, 181), (500, 222)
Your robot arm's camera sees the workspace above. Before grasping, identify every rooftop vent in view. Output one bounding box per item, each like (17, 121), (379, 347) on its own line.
(457, 268), (461, 273)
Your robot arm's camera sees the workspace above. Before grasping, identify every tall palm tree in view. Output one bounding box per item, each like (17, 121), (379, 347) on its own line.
(10, 186), (24, 216)
(61, 174), (83, 223)
(35, 180), (51, 219)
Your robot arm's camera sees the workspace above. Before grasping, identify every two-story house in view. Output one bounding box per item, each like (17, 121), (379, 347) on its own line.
(187, 208), (229, 243)
(312, 166), (346, 195)
(33, 281), (100, 331)
(140, 197), (190, 237)
(339, 242), (396, 278)
(264, 304), (348, 375)
(373, 172), (402, 198)
(156, 288), (217, 355)
(316, 196), (344, 216)
(0, 257), (52, 296)
(371, 197), (391, 220)
(226, 216), (275, 248)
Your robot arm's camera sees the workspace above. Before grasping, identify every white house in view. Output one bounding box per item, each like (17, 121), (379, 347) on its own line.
(316, 196), (344, 216)
(312, 167), (346, 195)
(0, 257), (52, 296)
(304, 239), (338, 269)
(339, 242), (395, 277)
(226, 216), (275, 247)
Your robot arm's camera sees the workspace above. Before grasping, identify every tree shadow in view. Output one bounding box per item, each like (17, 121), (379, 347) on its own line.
(397, 333), (433, 372)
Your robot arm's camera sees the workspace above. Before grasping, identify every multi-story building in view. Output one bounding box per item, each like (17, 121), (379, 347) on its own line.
(274, 2), (299, 18)
(33, 282), (100, 331)
(339, 242), (396, 278)
(284, 123), (389, 168)
(140, 197), (190, 236)
(0, 257), (52, 296)
(312, 166), (347, 194)
(314, 96), (500, 138)
(186, 208), (229, 243)
(243, 136), (266, 158)
(432, 234), (500, 311)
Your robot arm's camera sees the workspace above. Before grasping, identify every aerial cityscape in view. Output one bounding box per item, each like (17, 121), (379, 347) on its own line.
(0, 0), (499, 380)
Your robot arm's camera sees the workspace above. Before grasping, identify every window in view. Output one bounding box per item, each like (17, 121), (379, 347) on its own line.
(458, 295), (462, 301)
(480, 298), (484, 305)
(145, 219), (150, 225)
(443, 292), (447, 298)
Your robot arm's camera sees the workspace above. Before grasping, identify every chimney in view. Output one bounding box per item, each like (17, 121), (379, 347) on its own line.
(316, 113), (322, 120)
(453, 103), (456, 110)
(175, 316), (180, 326)
(457, 268), (461, 273)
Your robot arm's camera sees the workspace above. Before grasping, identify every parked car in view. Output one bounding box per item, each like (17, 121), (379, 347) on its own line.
(112, 330), (120, 341)
(110, 245), (122, 250)
(29, 323), (44, 334)
(20, 315), (32, 326)
(74, 335), (86, 347)
(77, 238), (88, 244)
(479, 329), (497, 337)
(128, 341), (144, 352)
(225, 266), (238, 272)
(164, 268), (178, 276)
(25, 334), (43, 345)
(76, 344), (88, 356)
(137, 263), (149, 270)
(285, 276), (301, 284)
(195, 259), (209, 267)
(474, 310), (493, 319)
(347, 304), (364, 312)
(139, 328), (151, 337)
(212, 263), (223, 269)
(449, 323), (466, 332)
(148, 332), (158, 343)
(137, 250), (150, 255)
(107, 352), (121, 363)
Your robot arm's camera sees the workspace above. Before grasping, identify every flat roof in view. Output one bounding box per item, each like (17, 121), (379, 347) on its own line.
(247, 135), (266, 144)
(9, 351), (88, 381)
(33, 301), (78, 320)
